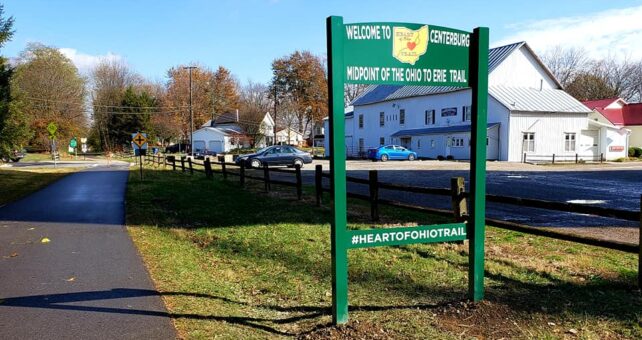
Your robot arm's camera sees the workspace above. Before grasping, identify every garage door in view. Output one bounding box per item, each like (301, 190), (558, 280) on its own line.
(208, 140), (223, 153)
(580, 130), (599, 157)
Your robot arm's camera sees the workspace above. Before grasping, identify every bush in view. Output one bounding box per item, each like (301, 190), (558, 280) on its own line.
(628, 147), (642, 158)
(446, 155), (455, 160)
(437, 155), (445, 161)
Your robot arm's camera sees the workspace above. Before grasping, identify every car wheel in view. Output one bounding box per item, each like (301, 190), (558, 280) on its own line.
(408, 154), (415, 161)
(293, 158), (304, 168)
(380, 154), (389, 162)
(250, 159), (262, 168)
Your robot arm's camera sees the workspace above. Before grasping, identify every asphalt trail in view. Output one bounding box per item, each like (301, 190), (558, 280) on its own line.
(0, 165), (176, 339)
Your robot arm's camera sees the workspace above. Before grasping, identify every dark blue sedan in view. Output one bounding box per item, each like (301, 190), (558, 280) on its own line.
(367, 145), (418, 162)
(235, 145), (313, 168)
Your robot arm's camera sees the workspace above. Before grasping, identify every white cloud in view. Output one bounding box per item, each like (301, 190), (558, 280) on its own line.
(496, 5), (642, 60)
(58, 48), (123, 74)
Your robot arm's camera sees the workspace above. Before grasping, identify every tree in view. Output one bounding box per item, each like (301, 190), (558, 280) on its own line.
(163, 65), (215, 141)
(0, 5), (30, 160)
(210, 66), (240, 119)
(90, 59), (140, 151)
(238, 80), (270, 147)
(12, 43), (87, 150)
(270, 51), (327, 139)
(541, 46), (589, 87)
(565, 72), (618, 101)
(106, 86), (156, 149)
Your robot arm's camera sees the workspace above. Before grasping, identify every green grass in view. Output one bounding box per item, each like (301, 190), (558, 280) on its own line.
(0, 167), (79, 205)
(126, 166), (641, 339)
(21, 153), (54, 162)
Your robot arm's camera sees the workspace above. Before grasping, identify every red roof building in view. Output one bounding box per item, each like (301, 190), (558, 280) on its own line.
(583, 98), (642, 147)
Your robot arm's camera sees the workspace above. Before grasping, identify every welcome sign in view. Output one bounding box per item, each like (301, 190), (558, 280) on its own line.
(326, 16), (489, 325)
(343, 22), (470, 86)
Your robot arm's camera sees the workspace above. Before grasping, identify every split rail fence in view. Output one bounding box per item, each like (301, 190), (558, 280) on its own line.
(142, 153), (642, 288)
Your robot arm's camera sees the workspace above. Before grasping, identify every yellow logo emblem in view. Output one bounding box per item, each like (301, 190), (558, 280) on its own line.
(392, 25), (428, 65)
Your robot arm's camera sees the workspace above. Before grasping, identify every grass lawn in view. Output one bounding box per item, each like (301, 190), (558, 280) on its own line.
(126, 166), (641, 339)
(0, 167), (80, 206)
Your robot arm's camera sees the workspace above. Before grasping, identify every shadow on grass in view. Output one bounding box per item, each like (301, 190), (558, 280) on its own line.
(127, 168), (641, 332)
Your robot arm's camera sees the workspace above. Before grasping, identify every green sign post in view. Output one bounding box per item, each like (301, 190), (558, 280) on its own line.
(326, 16), (489, 325)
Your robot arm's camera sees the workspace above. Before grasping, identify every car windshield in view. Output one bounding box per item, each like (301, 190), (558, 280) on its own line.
(255, 147), (270, 154)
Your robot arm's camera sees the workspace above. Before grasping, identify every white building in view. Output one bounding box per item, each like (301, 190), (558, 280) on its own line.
(192, 111), (275, 154)
(324, 42), (623, 162)
(276, 128), (304, 145)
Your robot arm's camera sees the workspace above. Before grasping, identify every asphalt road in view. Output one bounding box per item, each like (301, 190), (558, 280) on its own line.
(269, 160), (641, 229)
(0, 165), (176, 339)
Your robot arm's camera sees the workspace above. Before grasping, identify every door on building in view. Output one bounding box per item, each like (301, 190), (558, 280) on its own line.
(445, 136), (452, 156)
(580, 130), (599, 158)
(400, 137), (411, 150)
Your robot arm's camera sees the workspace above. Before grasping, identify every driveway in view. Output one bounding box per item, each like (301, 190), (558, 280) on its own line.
(0, 165), (176, 339)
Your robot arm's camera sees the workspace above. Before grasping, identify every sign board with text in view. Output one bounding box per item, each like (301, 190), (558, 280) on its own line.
(326, 16), (489, 325)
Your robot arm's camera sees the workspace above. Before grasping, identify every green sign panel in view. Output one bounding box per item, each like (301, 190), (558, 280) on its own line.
(326, 16), (489, 326)
(343, 22), (470, 86)
(69, 138), (77, 148)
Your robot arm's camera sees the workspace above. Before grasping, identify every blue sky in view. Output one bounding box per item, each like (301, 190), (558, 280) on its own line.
(4, 0), (642, 84)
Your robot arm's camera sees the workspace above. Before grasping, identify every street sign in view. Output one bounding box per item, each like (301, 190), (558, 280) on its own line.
(69, 137), (77, 148)
(326, 16), (489, 325)
(81, 144), (88, 153)
(131, 132), (148, 149)
(80, 137), (87, 144)
(47, 122), (57, 138)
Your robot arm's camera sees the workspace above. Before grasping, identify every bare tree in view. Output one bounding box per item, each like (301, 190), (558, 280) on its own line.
(344, 84), (368, 107)
(540, 46), (589, 87)
(238, 80), (271, 147)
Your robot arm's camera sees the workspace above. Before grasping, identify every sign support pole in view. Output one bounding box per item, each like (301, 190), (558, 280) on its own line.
(327, 15), (349, 325)
(468, 27), (489, 301)
(139, 152), (143, 180)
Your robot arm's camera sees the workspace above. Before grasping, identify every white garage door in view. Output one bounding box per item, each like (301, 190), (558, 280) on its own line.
(208, 140), (223, 153)
(580, 130), (599, 157)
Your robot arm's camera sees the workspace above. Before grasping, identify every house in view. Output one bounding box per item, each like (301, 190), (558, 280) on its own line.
(192, 111), (275, 154)
(583, 98), (640, 149)
(275, 128), (304, 146)
(324, 41), (619, 162)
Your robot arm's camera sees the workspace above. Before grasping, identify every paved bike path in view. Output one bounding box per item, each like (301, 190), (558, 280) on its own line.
(0, 165), (176, 339)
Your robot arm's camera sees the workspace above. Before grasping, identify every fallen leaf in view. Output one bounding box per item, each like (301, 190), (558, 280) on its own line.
(567, 328), (578, 335)
(547, 322), (556, 326)
(27, 227), (35, 230)
(41, 237), (50, 243)
(10, 252), (18, 257)
(65, 277), (75, 282)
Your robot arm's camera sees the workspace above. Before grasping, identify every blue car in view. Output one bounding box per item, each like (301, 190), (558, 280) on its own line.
(367, 145), (417, 162)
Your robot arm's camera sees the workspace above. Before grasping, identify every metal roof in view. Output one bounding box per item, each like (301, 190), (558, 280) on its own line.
(351, 41), (562, 107)
(391, 123), (499, 137)
(489, 86), (591, 113)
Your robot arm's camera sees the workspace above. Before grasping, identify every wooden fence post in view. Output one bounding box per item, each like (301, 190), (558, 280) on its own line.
(219, 156), (227, 180)
(263, 164), (270, 193)
(522, 152), (527, 163)
(180, 156), (186, 172)
(600, 153), (604, 163)
(575, 153), (578, 164)
(451, 177), (468, 222)
(188, 157), (193, 175)
(172, 157), (176, 171)
(315, 164), (323, 207)
(240, 162), (246, 187)
(295, 164), (302, 200)
(552, 154), (555, 164)
(369, 170), (379, 222)
(638, 194), (641, 289)
(204, 157), (212, 178)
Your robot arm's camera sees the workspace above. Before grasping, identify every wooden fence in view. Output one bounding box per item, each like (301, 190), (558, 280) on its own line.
(523, 152), (605, 164)
(146, 153), (642, 288)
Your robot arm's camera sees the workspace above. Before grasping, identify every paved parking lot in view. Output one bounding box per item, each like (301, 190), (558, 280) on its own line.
(289, 159), (642, 237)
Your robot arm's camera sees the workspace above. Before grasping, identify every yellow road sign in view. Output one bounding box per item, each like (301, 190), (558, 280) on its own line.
(132, 132), (147, 148)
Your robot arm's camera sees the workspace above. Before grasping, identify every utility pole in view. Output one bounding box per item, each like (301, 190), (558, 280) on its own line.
(184, 66), (197, 157)
(273, 86), (278, 146)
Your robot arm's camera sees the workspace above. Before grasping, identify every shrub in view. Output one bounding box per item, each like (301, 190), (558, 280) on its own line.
(437, 155), (445, 161)
(446, 155), (454, 160)
(629, 147), (642, 158)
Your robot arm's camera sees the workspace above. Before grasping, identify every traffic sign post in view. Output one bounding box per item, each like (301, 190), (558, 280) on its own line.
(70, 137), (77, 159)
(132, 132), (148, 180)
(47, 122), (58, 168)
(326, 16), (488, 325)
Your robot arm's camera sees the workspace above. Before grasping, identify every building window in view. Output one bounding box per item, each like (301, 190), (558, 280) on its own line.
(452, 137), (465, 147)
(522, 132), (535, 153)
(358, 114), (363, 128)
(399, 109), (405, 125)
(441, 107), (457, 117)
(379, 112), (385, 127)
(358, 138), (364, 153)
(564, 133), (576, 152)
(425, 110), (435, 125)
(417, 139), (421, 149)
(379, 137), (385, 146)
(463, 106), (471, 121)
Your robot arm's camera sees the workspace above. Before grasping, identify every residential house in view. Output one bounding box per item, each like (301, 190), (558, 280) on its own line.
(192, 111), (275, 154)
(583, 98), (640, 149)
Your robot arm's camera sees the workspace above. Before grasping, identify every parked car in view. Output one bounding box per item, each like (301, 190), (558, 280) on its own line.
(367, 145), (417, 162)
(235, 145), (313, 168)
(1, 149), (25, 163)
(193, 150), (216, 160)
(165, 143), (191, 154)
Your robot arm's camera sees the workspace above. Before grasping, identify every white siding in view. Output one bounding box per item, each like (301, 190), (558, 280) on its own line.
(508, 112), (589, 162)
(489, 46), (558, 89)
